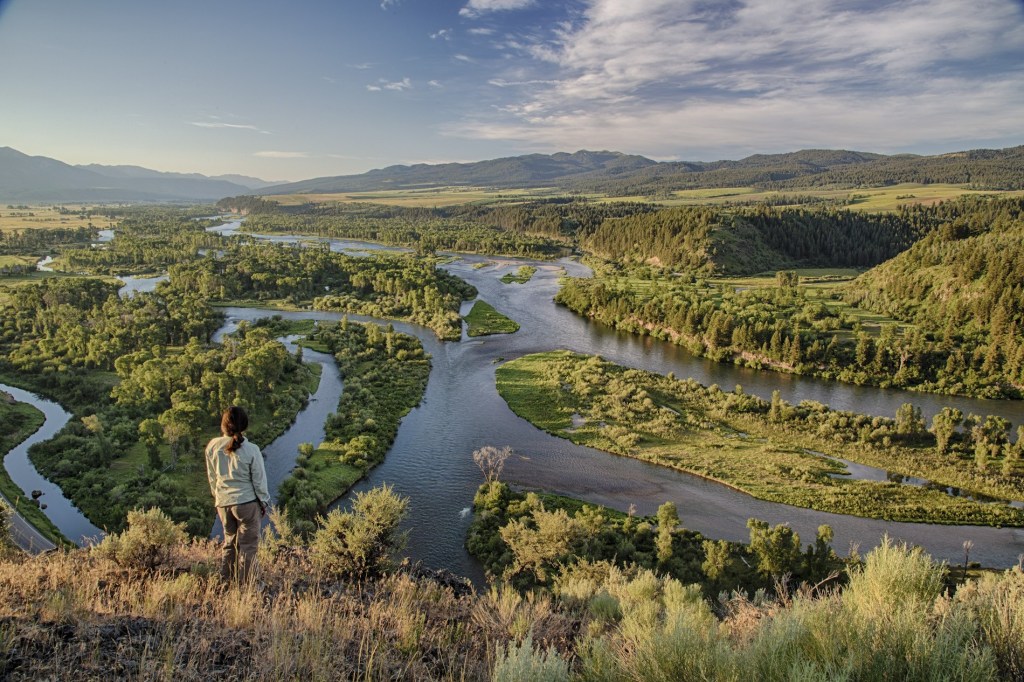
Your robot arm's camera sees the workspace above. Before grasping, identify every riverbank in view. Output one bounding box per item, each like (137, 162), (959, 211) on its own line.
(274, 318), (431, 535)
(5, 323), (323, 538)
(0, 399), (67, 547)
(496, 351), (1024, 527)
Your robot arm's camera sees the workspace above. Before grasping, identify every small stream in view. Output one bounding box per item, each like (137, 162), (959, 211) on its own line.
(805, 448), (1024, 509)
(0, 384), (104, 545)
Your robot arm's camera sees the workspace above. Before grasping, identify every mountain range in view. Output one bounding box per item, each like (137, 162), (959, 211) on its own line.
(3, 144), (1023, 203)
(251, 145), (1024, 196)
(0, 147), (276, 202)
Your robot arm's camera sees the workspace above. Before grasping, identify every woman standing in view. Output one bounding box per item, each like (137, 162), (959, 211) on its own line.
(205, 405), (271, 583)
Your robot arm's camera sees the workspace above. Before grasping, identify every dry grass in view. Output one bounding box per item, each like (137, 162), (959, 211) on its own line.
(0, 206), (112, 232)
(264, 187), (557, 208)
(1, 538), (1019, 680)
(0, 541), (505, 681)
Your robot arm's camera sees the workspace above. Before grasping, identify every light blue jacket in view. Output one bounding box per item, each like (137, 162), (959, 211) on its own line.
(205, 436), (271, 509)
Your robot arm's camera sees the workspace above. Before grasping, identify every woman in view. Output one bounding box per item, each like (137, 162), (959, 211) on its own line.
(205, 405), (271, 583)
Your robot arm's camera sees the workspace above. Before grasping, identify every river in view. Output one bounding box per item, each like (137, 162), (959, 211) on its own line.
(0, 383), (103, 545)
(9, 221), (1024, 572)
(217, 253), (1024, 575)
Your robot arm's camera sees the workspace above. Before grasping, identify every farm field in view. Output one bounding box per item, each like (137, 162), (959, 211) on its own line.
(0, 205), (111, 231)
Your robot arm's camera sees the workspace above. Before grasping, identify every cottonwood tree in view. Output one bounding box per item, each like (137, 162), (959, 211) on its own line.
(473, 445), (513, 483)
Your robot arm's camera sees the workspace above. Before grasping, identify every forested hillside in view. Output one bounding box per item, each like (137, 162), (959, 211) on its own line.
(248, 145), (1024, 198)
(581, 204), (928, 274)
(844, 196), (1024, 392)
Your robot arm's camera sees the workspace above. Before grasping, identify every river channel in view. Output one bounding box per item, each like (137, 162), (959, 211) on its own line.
(212, 221), (1024, 574)
(9, 220), (1024, 574)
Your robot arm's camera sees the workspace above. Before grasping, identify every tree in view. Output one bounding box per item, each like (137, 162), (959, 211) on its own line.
(930, 407), (963, 455)
(894, 402), (925, 438)
(473, 445), (512, 483)
(656, 501), (679, 566)
(500, 508), (583, 585)
(776, 270), (799, 288)
(701, 539), (733, 584)
(138, 418), (164, 470)
(769, 390), (784, 422)
(747, 518), (801, 579)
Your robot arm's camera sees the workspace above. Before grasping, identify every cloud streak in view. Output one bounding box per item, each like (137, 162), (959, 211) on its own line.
(190, 121), (270, 134)
(367, 77), (412, 92)
(460, 0), (535, 18)
(254, 151), (308, 159)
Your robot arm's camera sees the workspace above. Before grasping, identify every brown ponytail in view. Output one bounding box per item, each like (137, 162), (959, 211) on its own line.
(221, 405), (249, 453)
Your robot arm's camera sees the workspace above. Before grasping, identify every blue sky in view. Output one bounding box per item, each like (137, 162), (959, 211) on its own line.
(1, 0), (1022, 181)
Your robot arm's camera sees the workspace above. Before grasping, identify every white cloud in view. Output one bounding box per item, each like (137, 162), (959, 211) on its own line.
(384, 77), (412, 91)
(460, 0), (534, 18)
(468, 27), (496, 35)
(380, 0), (399, 9)
(368, 78), (413, 92)
(457, 0), (1024, 154)
(454, 54), (474, 62)
(429, 80), (443, 88)
(431, 28), (452, 41)
(254, 151), (308, 158)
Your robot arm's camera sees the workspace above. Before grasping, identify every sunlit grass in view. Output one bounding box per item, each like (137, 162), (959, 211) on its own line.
(0, 205), (112, 231)
(465, 300), (520, 337)
(265, 186), (563, 208)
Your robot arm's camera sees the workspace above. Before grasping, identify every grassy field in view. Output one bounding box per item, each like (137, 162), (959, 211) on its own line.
(497, 351), (1024, 526)
(0, 205), (111, 231)
(0, 255), (39, 269)
(464, 300), (520, 337)
(258, 183), (1024, 213)
(602, 183), (1024, 212)
(265, 186), (560, 208)
(0, 400), (71, 546)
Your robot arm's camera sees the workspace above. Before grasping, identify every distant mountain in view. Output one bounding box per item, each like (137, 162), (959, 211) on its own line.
(0, 147), (271, 202)
(257, 150), (658, 195)
(567, 146), (1024, 195)
(254, 145), (1024, 198)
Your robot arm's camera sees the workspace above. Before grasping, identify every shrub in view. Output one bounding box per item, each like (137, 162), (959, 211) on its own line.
(91, 507), (187, 570)
(310, 484), (408, 580)
(0, 500), (16, 559)
(492, 634), (570, 682)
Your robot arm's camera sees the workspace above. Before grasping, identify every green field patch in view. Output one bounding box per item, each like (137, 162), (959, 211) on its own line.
(465, 300), (520, 337)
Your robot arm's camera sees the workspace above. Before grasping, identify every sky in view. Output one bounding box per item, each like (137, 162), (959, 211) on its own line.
(1, 0), (1022, 182)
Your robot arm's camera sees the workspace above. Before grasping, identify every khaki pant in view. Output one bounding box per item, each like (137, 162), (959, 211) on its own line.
(218, 500), (262, 584)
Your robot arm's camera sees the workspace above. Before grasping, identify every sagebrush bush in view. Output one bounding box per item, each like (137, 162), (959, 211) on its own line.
(310, 484), (408, 579)
(492, 634), (570, 682)
(91, 507), (187, 570)
(0, 500), (16, 559)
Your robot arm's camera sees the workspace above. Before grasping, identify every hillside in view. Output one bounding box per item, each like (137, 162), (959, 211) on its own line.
(256, 145), (1024, 197)
(0, 516), (1020, 681)
(844, 196), (1024, 388)
(580, 204), (925, 275)
(257, 150), (657, 194)
(0, 147), (265, 202)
